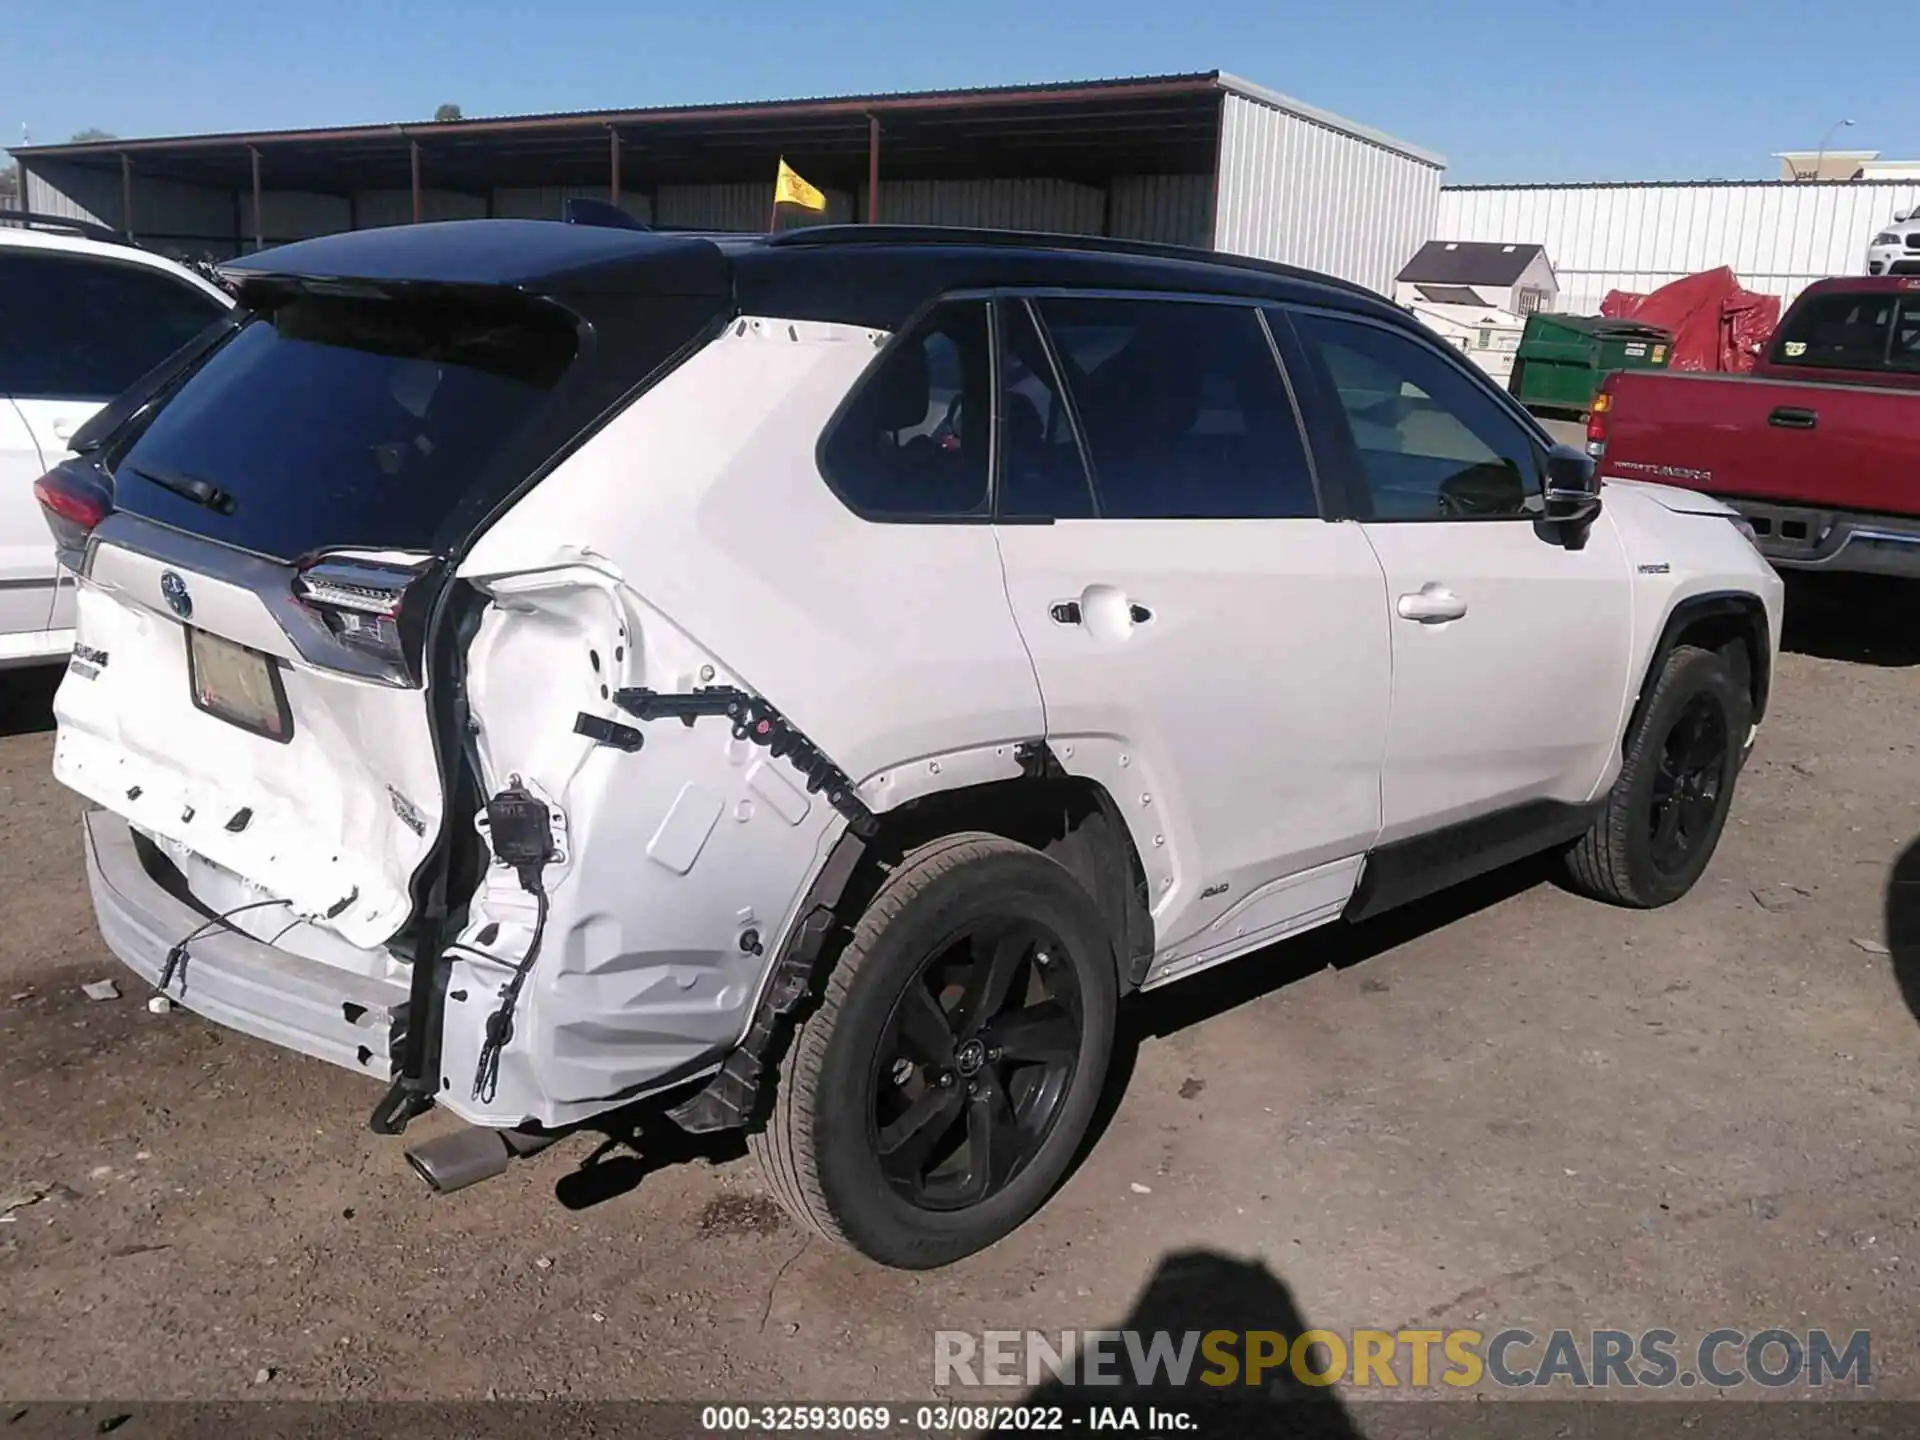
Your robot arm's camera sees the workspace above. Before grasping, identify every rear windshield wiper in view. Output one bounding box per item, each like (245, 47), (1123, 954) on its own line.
(123, 464), (237, 515)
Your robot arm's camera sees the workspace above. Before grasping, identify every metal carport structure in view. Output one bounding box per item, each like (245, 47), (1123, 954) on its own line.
(10, 72), (1444, 294)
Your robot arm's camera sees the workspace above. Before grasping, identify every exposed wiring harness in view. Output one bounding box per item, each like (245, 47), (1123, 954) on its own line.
(468, 778), (555, 1104)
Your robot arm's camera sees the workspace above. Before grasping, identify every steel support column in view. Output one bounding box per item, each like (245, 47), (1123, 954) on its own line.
(609, 126), (622, 207)
(119, 153), (134, 239)
(866, 114), (881, 223)
(250, 147), (264, 252)
(410, 139), (422, 223)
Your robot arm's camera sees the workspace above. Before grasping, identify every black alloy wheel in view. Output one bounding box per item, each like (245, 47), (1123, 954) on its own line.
(869, 919), (1082, 1211)
(1647, 692), (1730, 877)
(752, 832), (1118, 1269)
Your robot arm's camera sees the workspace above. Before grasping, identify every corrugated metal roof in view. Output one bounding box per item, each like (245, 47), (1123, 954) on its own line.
(10, 73), (1225, 156)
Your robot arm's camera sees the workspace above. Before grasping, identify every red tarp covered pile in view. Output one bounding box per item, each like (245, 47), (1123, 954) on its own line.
(1600, 267), (1782, 373)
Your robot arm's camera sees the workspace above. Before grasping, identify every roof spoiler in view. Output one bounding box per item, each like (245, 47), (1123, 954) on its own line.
(562, 197), (651, 232)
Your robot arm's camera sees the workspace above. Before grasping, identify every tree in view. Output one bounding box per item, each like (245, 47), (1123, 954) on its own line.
(69, 127), (117, 143)
(433, 104), (463, 123)
(0, 165), (17, 206)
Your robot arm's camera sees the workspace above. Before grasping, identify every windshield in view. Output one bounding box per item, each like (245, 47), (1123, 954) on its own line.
(110, 289), (579, 561)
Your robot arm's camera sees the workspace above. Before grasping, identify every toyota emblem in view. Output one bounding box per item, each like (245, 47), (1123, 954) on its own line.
(159, 570), (193, 621)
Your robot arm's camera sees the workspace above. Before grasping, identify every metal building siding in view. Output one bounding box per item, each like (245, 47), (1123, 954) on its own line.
(655, 182), (852, 231)
(24, 160), (231, 239)
(238, 191), (352, 243)
(351, 189), (488, 228)
(1437, 181), (1920, 315)
(867, 178), (1105, 233)
(491, 186), (654, 223)
(1212, 93), (1443, 294)
(1107, 174), (1212, 246)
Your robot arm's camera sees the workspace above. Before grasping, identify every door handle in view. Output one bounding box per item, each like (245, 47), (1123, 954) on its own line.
(1768, 406), (1817, 430)
(1396, 584), (1468, 624)
(1050, 593), (1153, 631)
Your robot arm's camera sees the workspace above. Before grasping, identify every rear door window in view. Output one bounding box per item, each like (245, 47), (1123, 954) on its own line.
(1031, 297), (1318, 520)
(0, 249), (228, 400)
(109, 290), (579, 561)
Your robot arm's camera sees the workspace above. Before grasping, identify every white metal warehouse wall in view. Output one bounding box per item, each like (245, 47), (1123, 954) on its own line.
(1211, 76), (1445, 294)
(1437, 181), (1920, 315)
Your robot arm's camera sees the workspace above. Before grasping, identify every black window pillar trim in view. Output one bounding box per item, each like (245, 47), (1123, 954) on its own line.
(993, 292), (1103, 523)
(1255, 305), (1346, 523)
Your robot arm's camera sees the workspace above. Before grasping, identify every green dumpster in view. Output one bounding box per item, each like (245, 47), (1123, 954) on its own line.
(1507, 314), (1674, 421)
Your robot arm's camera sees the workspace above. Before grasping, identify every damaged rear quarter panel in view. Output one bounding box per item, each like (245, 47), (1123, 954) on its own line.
(443, 316), (1047, 1126)
(443, 564), (842, 1124)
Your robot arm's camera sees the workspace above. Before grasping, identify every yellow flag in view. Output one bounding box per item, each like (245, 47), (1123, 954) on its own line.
(774, 158), (827, 213)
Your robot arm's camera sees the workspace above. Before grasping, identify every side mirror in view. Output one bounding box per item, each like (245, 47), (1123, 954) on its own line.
(1542, 444), (1602, 534)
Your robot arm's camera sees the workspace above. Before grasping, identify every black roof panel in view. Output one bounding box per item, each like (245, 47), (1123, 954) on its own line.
(215, 217), (1406, 331)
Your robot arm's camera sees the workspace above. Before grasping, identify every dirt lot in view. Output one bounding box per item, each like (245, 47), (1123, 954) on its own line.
(3, 572), (1919, 1423)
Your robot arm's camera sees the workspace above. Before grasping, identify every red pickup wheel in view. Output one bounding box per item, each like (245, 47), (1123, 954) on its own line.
(1563, 644), (1751, 908)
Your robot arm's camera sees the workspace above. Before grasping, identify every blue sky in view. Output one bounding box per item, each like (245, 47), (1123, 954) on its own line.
(4, 0), (1906, 184)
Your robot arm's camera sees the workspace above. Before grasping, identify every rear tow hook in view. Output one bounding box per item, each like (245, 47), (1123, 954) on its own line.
(404, 1126), (561, 1195)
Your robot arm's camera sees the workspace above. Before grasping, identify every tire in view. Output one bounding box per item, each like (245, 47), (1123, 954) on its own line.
(750, 832), (1118, 1269)
(1563, 644), (1751, 908)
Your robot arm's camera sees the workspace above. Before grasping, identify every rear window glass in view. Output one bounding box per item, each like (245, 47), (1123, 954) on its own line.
(110, 291), (578, 561)
(1770, 292), (1920, 372)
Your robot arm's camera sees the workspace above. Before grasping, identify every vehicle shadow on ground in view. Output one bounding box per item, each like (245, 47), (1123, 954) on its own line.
(1885, 834), (1920, 1028)
(1780, 573), (1920, 667)
(0, 665), (61, 738)
(552, 1105), (747, 1212)
(557, 857), (1552, 1213)
(1003, 1247), (1362, 1436)
(1086, 855), (1553, 1155)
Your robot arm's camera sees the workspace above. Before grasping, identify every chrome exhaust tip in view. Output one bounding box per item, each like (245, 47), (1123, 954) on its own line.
(404, 1127), (515, 1194)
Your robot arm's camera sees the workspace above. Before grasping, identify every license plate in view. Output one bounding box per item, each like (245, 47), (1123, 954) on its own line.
(187, 628), (292, 742)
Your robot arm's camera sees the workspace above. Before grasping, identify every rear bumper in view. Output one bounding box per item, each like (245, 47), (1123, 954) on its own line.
(83, 809), (407, 1081)
(1726, 499), (1920, 579)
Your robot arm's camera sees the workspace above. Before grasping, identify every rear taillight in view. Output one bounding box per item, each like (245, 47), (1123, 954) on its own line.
(33, 463), (113, 565)
(1586, 390), (1613, 457)
(293, 555), (433, 683)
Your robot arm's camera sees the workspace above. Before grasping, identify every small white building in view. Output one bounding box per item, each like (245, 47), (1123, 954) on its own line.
(1402, 298), (1527, 387)
(1394, 239), (1558, 316)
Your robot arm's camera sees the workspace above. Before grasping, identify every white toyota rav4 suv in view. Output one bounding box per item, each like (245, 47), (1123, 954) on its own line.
(39, 219), (1783, 1268)
(1, 215), (232, 669)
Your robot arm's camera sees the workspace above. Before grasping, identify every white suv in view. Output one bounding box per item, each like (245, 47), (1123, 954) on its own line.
(1, 216), (232, 669)
(1867, 207), (1920, 276)
(39, 220), (1783, 1268)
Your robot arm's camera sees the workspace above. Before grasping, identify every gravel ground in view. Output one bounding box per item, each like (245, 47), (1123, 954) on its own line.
(2, 571), (1918, 1426)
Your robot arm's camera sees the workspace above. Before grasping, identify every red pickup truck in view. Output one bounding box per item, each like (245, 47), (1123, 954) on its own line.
(1590, 276), (1920, 577)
